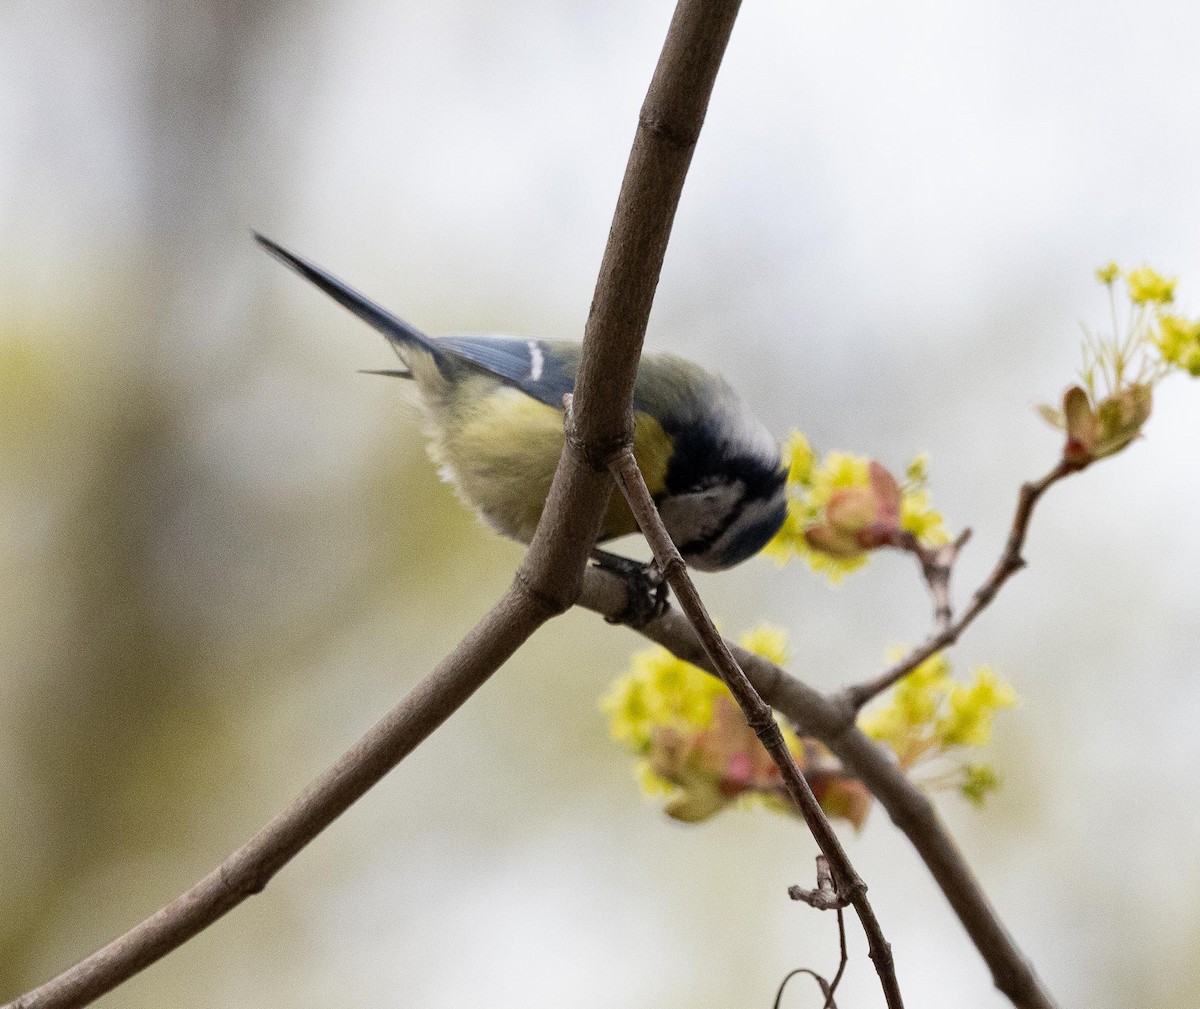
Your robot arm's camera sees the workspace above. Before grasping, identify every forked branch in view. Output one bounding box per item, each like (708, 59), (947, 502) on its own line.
(846, 458), (1079, 710)
(578, 564), (1059, 1009)
(606, 446), (905, 1009)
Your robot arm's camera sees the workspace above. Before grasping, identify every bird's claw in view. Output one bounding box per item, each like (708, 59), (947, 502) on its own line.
(591, 550), (670, 628)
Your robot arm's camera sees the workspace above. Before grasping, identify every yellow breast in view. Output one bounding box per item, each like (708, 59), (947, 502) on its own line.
(426, 379), (673, 544)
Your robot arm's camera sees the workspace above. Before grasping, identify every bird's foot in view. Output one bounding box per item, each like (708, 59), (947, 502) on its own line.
(591, 549), (670, 628)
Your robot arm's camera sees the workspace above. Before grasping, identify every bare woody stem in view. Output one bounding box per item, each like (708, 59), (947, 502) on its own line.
(607, 447), (905, 1009)
(845, 458), (1079, 710)
(1, 3), (744, 1008)
(885, 527), (972, 630)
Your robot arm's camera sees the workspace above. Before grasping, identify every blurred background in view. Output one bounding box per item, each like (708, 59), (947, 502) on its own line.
(3, 0), (1200, 1006)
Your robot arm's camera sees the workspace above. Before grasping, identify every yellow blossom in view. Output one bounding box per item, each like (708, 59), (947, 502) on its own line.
(738, 624), (790, 667)
(600, 646), (720, 750)
(600, 674), (656, 749)
(761, 499), (808, 565)
(603, 625), (796, 777)
(960, 764), (1001, 806)
(807, 451), (871, 510)
(603, 626), (875, 827)
(762, 435), (951, 581)
(604, 631), (1013, 824)
(859, 652), (950, 759)
(1095, 262), (1120, 285)
(1126, 265), (1176, 305)
(935, 667), (1017, 747)
(1037, 265), (1191, 463)
(1157, 314), (1200, 376)
(859, 704), (908, 753)
(768, 446), (873, 578)
(860, 653), (1015, 808)
(900, 488), (948, 544)
(645, 650), (723, 729)
(798, 452), (879, 579)
(782, 430), (816, 487)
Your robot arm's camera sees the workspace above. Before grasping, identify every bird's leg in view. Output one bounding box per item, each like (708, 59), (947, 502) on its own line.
(590, 549), (670, 627)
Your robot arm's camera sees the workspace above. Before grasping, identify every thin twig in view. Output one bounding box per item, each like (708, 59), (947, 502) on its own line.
(845, 458), (1079, 710)
(887, 527), (973, 630)
(577, 565), (1060, 1009)
(607, 447), (905, 1009)
(773, 968), (837, 1009)
(2, 4), (744, 1007)
(783, 859), (850, 1006)
(828, 907), (848, 1009)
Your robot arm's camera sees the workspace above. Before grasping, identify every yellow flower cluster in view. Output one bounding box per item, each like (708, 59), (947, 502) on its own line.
(601, 639), (727, 752)
(762, 432), (948, 582)
(900, 454), (946, 545)
(603, 628), (1014, 824)
(737, 623), (791, 666)
(1041, 264), (1198, 464)
(1121, 264), (1178, 305)
(859, 652), (1016, 805)
(1157, 314), (1200, 376)
(601, 626), (873, 825)
(960, 764), (1002, 807)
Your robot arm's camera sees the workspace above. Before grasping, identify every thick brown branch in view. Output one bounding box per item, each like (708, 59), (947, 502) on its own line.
(607, 448), (905, 1009)
(568, 0), (742, 453)
(578, 565), (1060, 1009)
(2, 4), (744, 1008)
(845, 459), (1078, 710)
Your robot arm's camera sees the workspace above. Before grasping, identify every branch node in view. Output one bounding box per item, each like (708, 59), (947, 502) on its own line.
(217, 860), (270, 901)
(607, 444), (905, 1008)
(638, 108), (700, 149)
(512, 566), (574, 618)
(789, 857), (850, 910)
(563, 394), (634, 472)
(656, 553), (686, 581)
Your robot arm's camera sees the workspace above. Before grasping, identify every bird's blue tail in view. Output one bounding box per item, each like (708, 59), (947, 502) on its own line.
(254, 233), (439, 360)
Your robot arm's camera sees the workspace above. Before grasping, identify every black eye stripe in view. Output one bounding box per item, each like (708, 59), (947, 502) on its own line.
(678, 495), (788, 570)
(705, 497), (789, 568)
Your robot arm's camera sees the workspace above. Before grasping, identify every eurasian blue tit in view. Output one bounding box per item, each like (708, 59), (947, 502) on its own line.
(256, 235), (788, 572)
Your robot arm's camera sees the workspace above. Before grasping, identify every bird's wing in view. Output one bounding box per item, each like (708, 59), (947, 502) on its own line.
(436, 335), (579, 410)
(254, 235), (583, 407)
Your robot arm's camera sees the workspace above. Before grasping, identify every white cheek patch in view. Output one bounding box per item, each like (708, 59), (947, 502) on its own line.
(527, 340), (544, 382)
(659, 482), (744, 545)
